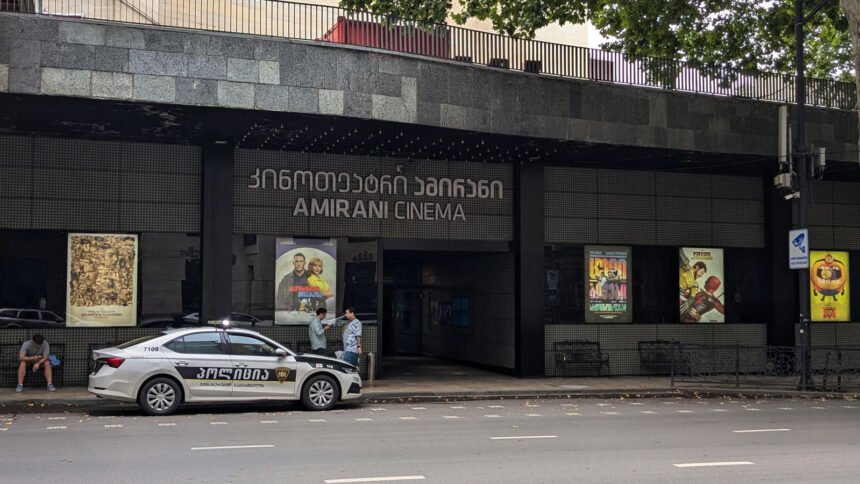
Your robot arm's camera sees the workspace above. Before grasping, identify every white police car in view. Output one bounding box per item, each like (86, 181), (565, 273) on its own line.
(88, 326), (361, 415)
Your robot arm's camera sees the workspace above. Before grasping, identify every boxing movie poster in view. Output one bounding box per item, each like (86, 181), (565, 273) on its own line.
(274, 238), (337, 324)
(679, 247), (725, 323)
(584, 246), (631, 322)
(809, 250), (850, 322)
(66, 233), (138, 327)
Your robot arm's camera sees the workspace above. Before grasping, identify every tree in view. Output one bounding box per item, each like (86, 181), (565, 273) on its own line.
(342, 0), (859, 156)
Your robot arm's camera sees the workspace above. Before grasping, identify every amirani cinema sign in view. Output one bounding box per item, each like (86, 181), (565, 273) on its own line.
(248, 168), (506, 222)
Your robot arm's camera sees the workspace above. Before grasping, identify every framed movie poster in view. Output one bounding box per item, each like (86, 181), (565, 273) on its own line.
(66, 233), (138, 327)
(584, 246), (631, 322)
(679, 247), (725, 323)
(274, 238), (337, 324)
(809, 250), (850, 321)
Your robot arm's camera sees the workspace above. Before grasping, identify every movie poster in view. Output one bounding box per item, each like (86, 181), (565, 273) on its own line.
(274, 238), (337, 324)
(679, 247), (725, 323)
(66, 233), (138, 327)
(809, 250), (850, 322)
(585, 246), (631, 322)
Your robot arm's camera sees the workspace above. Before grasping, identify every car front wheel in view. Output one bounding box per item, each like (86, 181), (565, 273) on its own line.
(139, 377), (181, 416)
(301, 374), (338, 411)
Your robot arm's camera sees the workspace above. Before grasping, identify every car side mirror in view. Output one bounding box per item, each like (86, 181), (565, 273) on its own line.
(275, 348), (288, 358)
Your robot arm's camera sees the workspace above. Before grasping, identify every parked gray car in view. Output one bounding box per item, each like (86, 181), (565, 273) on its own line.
(0, 308), (66, 329)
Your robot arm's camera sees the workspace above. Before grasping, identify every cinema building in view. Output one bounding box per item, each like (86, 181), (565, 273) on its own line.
(1, 2), (859, 386)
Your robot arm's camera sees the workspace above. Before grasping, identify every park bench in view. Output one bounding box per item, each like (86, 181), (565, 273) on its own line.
(1, 342), (65, 387)
(638, 340), (690, 375)
(554, 339), (610, 377)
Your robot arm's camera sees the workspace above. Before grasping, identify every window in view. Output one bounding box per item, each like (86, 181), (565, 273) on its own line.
(181, 332), (227, 355)
(117, 334), (162, 349)
(40, 311), (63, 322)
(0, 310), (16, 317)
(163, 338), (186, 353)
(227, 334), (278, 356)
(19, 311), (39, 320)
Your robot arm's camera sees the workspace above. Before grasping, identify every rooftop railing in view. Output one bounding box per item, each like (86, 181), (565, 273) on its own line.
(3, 0), (856, 110)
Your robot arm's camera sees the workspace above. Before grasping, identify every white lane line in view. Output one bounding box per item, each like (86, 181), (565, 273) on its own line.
(711, 409), (728, 412)
(48, 416), (66, 420)
(443, 416), (461, 419)
(104, 424), (123, 429)
(778, 407), (794, 411)
(355, 418), (373, 422)
(677, 410), (693, 414)
(596, 403), (612, 407)
(191, 445), (275, 451)
(210, 421), (228, 425)
(744, 408), (761, 412)
(490, 435), (558, 441)
(450, 406), (466, 409)
(399, 416), (417, 420)
(640, 411), (657, 415)
(812, 406), (827, 410)
(628, 402), (645, 406)
(260, 420), (278, 424)
(371, 408), (387, 411)
(0, 428), (7, 432)
(309, 419), (326, 423)
(843, 406), (856, 409)
(525, 413), (543, 417)
(410, 407), (427, 410)
(674, 461), (754, 468)
(324, 475), (425, 483)
(485, 415), (501, 418)
(601, 412), (620, 415)
(489, 405), (505, 409)
(733, 429), (791, 433)
(158, 423), (177, 427)
(565, 412), (581, 416)
(46, 426), (67, 430)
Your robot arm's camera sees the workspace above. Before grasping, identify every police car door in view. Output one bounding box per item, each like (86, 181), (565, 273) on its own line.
(163, 331), (233, 398)
(225, 332), (297, 398)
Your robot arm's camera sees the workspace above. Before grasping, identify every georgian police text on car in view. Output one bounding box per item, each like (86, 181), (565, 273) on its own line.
(88, 326), (361, 415)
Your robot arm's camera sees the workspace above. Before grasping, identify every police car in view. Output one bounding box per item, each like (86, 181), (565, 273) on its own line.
(88, 324), (362, 415)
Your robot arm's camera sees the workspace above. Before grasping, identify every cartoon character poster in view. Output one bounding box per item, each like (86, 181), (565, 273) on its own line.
(679, 248), (725, 323)
(585, 246), (631, 322)
(66, 233), (138, 327)
(274, 238), (337, 324)
(809, 251), (850, 321)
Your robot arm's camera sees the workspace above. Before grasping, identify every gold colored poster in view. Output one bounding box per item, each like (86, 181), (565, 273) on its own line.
(66, 233), (138, 327)
(810, 250), (850, 321)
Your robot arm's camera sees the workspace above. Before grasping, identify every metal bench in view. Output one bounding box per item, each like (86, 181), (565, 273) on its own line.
(554, 339), (610, 377)
(638, 340), (689, 375)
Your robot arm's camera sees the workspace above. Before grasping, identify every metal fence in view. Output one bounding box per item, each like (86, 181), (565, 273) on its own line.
(672, 344), (860, 392)
(2, 0), (855, 110)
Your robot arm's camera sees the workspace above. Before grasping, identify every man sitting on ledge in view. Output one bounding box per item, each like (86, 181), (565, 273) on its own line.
(16, 334), (55, 392)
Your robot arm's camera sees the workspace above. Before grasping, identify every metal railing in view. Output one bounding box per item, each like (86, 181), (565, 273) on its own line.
(2, 0), (856, 109)
(672, 344), (860, 392)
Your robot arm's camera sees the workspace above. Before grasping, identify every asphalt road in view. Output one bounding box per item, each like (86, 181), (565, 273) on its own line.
(2, 397), (859, 483)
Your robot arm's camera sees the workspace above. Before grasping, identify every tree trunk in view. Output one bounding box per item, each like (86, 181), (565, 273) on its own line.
(841, 0), (860, 162)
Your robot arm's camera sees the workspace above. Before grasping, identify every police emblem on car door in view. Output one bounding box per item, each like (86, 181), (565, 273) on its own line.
(162, 332), (233, 398)
(226, 332), (297, 397)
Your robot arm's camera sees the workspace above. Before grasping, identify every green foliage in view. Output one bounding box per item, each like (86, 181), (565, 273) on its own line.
(339, 0), (854, 82)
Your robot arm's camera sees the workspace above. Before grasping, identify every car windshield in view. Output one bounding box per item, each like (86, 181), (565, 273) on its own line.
(116, 334), (162, 349)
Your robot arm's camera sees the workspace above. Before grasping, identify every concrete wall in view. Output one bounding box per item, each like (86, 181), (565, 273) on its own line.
(1, 13), (855, 162)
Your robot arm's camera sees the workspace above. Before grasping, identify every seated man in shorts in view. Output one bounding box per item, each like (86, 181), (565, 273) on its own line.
(16, 334), (55, 392)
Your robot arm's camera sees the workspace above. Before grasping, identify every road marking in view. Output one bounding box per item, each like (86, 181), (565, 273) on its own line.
(812, 406), (827, 410)
(356, 418), (373, 422)
(525, 413), (542, 417)
(371, 408), (387, 411)
(628, 402), (645, 406)
(744, 408), (761, 412)
(485, 415), (501, 418)
(640, 411), (657, 415)
(711, 409), (728, 412)
(0, 428), (7, 432)
(663, 401), (679, 405)
(677, 410), (693, 414)
(778, 408), (794, 411)
(324, 475), (425, 483)
(596, 403), (612, 407)
(489, 405), (505, 409)
(733, 429), (791, 433)
(565, 412), (581, 416)
(601, 412), (620, 415)
(450, 406), (466, 409)
(443, 416), (461, 419)
(561, 403), (575, 407)
(309, 419), (327, 423)
(843, 406), (856, 409)
(411, 407), (427, 410)
(260, 420), (278, 424)
(399, 417), (417, 420)
(104, 424), (123, 429)
(48, 416), (66, 420)
(674, 461), (754, 468)
(490, 435), (558, 441)
(46, 426), (67, 430)
(158, 423), (177, 427)
(210, 421), (228, 425)
(191, 445), (275, 451)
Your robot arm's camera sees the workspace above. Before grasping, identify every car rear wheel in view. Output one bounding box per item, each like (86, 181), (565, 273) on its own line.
(301, 374), (338, 411)
(139, 377), (181, 416)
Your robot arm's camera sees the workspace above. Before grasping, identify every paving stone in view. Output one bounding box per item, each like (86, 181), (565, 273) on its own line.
(94, 46), (129, 72)
(40, 42), (95, 70)
(129, 50), (188, 76)
(177, 78), (218, 106)
(258, 60), (279, 85)
(188, 55), (226, 80)
(41, 67), (91, 96)
(318, 89), (344, 115)
(91, 71), (132, 99)
(255, 84), (290, 111)
(227, 58), (258, 82)
(287, 86), (319, 113)
(218, 80), (255, 108)
(133, 74), (176, 103)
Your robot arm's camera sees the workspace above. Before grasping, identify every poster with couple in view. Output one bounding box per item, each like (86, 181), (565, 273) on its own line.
(274, 238), (337, 324)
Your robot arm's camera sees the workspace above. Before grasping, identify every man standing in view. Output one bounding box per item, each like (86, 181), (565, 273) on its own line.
(276, 252), (309, 311)
(17, 334), (55, 392)
(341, 307), (362, 366)
(308, 308), (332, 356)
